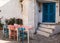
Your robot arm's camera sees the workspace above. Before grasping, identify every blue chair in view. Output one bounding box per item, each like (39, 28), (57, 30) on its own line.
(17, 27), (27, 43)
(3, 24), (9, 38)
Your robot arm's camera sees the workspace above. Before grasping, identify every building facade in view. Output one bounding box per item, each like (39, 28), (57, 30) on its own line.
(0, 0), (60, 36)
(21, 0), (59, 36)
(22, 0), (59, 27)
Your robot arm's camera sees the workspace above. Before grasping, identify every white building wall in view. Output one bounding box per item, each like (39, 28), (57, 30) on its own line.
(22, 0), (35, 27)
(34, 1), (39, 28)
(22, 0), (29, 26)
(34, 1), (42, 28)
(0, 0), (22, 23)
(56, 2), (59, 23)
(38, 3), (43, 23)
(28, 0), (35, 26)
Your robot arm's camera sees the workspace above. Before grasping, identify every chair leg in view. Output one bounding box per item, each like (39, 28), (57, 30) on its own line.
(3, 29), (5, 37)
(17, 30), (20, 42)
(22, 31), (24, 43)
(17, 30), (19, 41)
(14, 31), (16, 40)
(17, 30), (18, 41)
(9, 29), (10, 39)
(27, 31), (29, 43)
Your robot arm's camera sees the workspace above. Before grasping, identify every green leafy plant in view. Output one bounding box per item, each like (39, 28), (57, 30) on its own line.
(0, 21), (3, 30)
(6, 18), (15, 25)
(5, 18), (23, 25)
(9, 18), (15, 25)
(16, 18), (23, 25)
(0, 22), (3, 28)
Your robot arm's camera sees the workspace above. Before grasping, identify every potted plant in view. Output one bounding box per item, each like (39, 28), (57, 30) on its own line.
(16, 18), (23, 25)
(5, 18), (15, 25)
(0, 21), (3, 30)
(5, 18), (23, 25)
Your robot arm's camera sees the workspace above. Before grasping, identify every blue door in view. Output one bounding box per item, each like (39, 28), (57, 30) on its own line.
(42, 2), (56, 22)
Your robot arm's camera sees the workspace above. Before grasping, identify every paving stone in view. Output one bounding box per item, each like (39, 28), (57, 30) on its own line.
(0, 30), (60, 43)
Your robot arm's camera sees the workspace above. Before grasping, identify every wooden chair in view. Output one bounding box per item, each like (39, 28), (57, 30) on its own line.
(17, 27), (28, 43)
(3, 24), (9, 38)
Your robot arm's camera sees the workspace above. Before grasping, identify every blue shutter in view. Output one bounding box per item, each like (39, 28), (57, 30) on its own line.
(42, 2), (56, 22)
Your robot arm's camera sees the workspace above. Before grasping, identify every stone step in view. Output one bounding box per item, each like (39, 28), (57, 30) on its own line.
(37, 30), (50, 37)
(40, 24), (55, 29)
(38, 27), (53, 33)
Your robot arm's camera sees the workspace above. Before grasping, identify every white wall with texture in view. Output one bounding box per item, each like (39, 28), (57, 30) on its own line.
(0, 0), (22, 23)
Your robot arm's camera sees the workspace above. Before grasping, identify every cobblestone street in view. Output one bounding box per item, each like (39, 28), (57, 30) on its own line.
(0, 30), (60, 43)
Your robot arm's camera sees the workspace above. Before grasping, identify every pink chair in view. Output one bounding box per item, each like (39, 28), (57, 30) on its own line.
(8, 25), (16, 39)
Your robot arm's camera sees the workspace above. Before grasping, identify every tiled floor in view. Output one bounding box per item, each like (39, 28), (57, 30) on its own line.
(0, 30), (60, 43)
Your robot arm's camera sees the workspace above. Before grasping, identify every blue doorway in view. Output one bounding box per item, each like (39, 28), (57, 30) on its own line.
(42, 2), (56, 23)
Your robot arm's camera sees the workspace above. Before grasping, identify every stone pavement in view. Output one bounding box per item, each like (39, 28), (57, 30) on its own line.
(0, 30), (60, 43)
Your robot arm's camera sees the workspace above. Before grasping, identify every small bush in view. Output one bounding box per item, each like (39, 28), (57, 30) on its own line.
(5, 18), (23, 25)
(16, 18), (23, 25)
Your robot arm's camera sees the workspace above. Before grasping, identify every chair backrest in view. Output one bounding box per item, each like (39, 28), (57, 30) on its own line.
(3, 24), (8, 34)
(8, 25), (15, 30)
(18, 27), (25, 31)
(3, 24), (8, 29)
(14, 24), (23, 28)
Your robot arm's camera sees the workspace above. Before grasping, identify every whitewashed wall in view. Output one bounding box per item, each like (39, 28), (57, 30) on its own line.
(34, 2), (42, 25)
(56, 2), (59, 23)
(22, 0), (35, 27)
(0, 0), (22, 23)
(37, 3), (42, 23)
